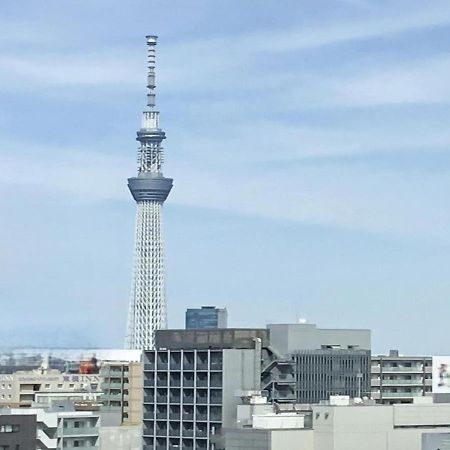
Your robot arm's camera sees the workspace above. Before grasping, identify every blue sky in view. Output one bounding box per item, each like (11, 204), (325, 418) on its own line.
(1, 0), (450, 354)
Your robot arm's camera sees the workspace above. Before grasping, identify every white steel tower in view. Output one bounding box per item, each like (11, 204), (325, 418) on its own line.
(126, 35), (173, 349)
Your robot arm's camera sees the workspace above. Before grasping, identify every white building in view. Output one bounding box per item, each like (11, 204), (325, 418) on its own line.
(3, 402), (100, 449)
(214, 394), (450, 450)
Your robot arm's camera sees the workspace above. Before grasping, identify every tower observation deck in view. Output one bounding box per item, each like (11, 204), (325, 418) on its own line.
(126, 35), (173, 350)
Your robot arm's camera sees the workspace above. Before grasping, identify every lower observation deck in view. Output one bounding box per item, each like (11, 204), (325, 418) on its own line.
(128, 173), (173, 202)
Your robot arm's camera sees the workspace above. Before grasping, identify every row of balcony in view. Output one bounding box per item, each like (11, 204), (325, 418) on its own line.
(144, 413), (222, 421)
(371, 379), (429, 386)
(144, 428), (210, 438)
(145, 362), (222, 371)
(144, 393), (222, 405)
(61, 427), (99, 437)
(145, 378), (222, 388)
(371, 366), (432, 373)
(143, 440), (208, 450)
(371, 391), (428, 398)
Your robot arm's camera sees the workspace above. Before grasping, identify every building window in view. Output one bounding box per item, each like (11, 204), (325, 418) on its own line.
(0, 424), (20, 433)
(45, 384), (51, 389)
(69, 384), (75, 388)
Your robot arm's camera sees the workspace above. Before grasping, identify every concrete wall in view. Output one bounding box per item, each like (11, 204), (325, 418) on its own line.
(422, 432), (450, 450)
(271, 429), (314, 450)
(267, 324), (371, 355)
(312, 404), (450, 450)
(99, 425), (141, 450)
(222, 349), (259, 428)
(220, 429), (271, 450)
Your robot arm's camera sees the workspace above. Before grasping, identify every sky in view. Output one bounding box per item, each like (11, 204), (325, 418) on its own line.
(1, 0), (450, 354)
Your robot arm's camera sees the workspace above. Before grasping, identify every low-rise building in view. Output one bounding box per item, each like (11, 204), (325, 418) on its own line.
(267, 323), (371, 403)
(214, 394), (450, 450)
(0, 369), (102, 408)
(1, 401), (100, 449)
(371, 350), (432, 404)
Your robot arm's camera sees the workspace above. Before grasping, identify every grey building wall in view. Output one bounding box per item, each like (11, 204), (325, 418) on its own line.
(0, 413), (36, 448)
(422, 432), (450, 449)
(221, 349), (260, 428)
(215, 428), (271, 450)
(267, 323), (371, 356)
(295, 349), (371, 403)
(99, 425), (141, 450)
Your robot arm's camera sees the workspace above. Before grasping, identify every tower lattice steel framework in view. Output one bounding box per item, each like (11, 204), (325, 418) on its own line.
(126, 35), (173, 349)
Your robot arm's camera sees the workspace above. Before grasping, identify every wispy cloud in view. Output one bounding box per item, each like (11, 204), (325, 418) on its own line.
(1, 2), (449, 92)
(2, 138), (450, 242)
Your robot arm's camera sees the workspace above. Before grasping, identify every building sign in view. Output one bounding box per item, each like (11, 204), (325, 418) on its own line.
(432, 357), (450, 393)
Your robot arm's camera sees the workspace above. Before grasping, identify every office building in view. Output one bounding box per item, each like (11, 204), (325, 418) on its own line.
(100, 361), (143, 425)
(142, 328), (293, 450)
(185, 306), (228, 330)
(371, 350), (432, 404)
(267, 323), (371, 404)
(294, 349), (371, 403)
(126, 35), (173, 350)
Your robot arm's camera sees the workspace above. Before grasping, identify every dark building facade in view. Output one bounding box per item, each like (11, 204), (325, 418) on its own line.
(185, 307), (228, 330)
(294, 349), (371, 403)
(143, 329), (295, 450)
(0, 413), (36, 449)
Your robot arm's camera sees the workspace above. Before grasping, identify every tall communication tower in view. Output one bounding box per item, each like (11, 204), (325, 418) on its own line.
(126, 35), (173, 349)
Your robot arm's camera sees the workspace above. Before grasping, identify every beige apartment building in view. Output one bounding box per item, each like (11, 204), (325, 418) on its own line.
(100, 361), (143, 425)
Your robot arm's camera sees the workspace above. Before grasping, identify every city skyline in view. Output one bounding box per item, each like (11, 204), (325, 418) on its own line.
(1, 0), (450, 354)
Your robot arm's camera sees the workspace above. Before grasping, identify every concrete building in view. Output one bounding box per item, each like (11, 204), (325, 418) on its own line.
(215, 394), (450, 450)
(185, 306), (228, 330)
(143, 329), (274, 450)
(267, 323), (371, 404)
(267, 323), (371, 355)
(294, 349), (371, 403)
(1, 402), (100, 449)
(312, 398), (450, 450)
(100, 361), (143, 425)
(5, 369), (101, 408)
(212, 391), (313, 450)
(371, 350), (432, 404)
(142, 323), (373, 449)
(0, 413), (36, 449)
(0, 375), (14, 406)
